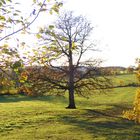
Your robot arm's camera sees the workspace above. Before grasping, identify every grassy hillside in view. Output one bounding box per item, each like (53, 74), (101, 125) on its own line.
(0, 86), (139, 140)
(112, 73), (138, 87)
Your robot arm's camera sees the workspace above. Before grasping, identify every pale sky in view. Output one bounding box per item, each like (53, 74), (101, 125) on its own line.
(62, 0), (140, 67)
(2, 0), (140, 67)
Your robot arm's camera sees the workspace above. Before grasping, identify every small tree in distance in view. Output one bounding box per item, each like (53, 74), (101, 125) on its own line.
(34, 11), (111, 109)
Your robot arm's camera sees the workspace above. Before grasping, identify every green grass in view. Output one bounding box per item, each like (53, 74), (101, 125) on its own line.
(0, 87), (139, 140)
(0, 74), (139, 140)
(112, 73), (138, 87)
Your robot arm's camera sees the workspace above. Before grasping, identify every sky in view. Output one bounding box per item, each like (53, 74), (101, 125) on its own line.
(62, 0), (140, 67)
(1, 0), (140, 67)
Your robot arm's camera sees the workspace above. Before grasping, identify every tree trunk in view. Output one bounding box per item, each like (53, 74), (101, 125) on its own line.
(66, 39), (76, 109)
(66, 83), (76, 109)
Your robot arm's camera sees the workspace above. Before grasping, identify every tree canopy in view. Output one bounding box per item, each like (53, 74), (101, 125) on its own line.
(29, 11), (112, 108)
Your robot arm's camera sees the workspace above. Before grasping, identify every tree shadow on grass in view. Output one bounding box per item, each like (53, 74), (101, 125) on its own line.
(58, 108), (140, 140)
(0, 95), (67, 104)
(0, 95), (33, 103)
(86, 102), (133, 117)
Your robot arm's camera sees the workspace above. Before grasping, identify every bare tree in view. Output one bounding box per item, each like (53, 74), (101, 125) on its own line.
(35, 11), (111, 109)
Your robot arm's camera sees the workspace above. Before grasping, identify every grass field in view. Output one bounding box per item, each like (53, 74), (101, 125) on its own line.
(111, 73), (138, 87)
(0, 74), (140, 140)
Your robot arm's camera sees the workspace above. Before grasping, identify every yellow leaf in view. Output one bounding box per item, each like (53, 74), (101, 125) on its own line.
(36, 34), (42, 39)
(49, 25), (54, 30)
(49, 9), (53, 15)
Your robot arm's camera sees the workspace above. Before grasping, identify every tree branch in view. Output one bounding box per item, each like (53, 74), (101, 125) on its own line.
(0, 0), (47, 42)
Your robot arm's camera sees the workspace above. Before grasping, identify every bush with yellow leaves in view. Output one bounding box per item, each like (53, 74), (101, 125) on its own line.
(123, 89), (140, 123)
(123, 59), (140, 123)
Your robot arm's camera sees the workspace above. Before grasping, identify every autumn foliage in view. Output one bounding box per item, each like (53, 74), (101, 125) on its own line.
(123, 59), (140, 123)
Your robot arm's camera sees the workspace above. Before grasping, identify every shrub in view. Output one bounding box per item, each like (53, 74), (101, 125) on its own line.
(123, 89), (140, 123)
(123, 59), (140, 123)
